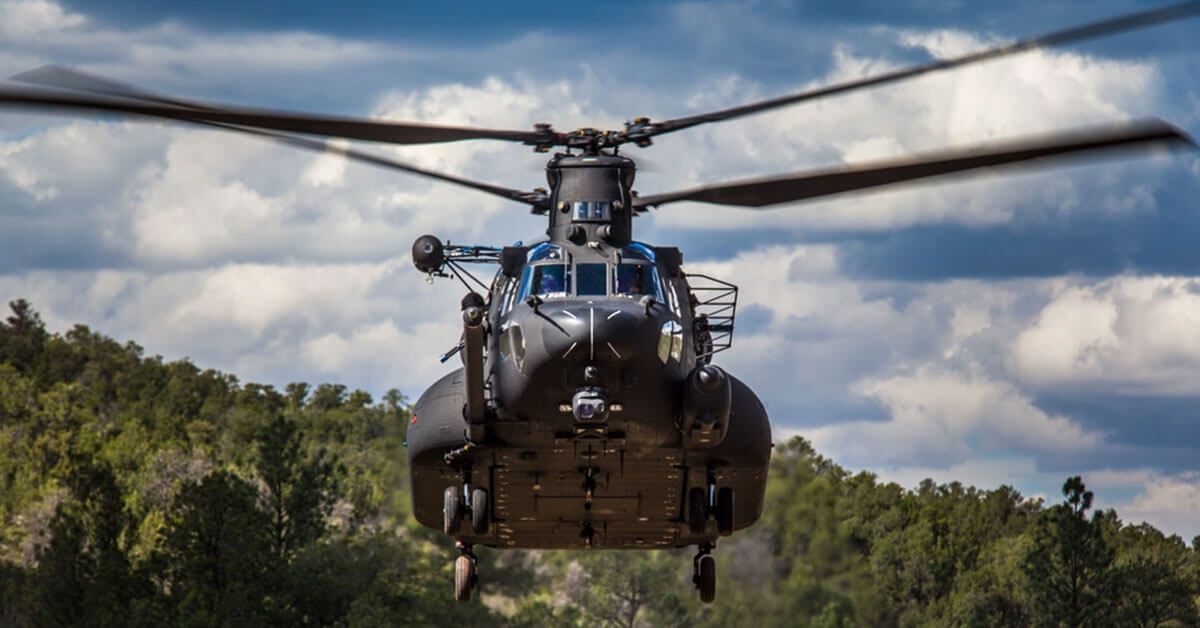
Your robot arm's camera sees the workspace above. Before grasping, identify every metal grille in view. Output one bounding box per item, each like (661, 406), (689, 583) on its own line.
(685, 273), (738, 360)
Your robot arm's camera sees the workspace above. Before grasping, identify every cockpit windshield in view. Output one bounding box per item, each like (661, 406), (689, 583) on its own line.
(515, 243), (665, 302)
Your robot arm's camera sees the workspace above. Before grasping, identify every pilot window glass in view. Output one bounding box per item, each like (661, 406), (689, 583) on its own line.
(518, 264), (571, 300)
(576, 263), (607, 296)
(614, 263), (663, 299)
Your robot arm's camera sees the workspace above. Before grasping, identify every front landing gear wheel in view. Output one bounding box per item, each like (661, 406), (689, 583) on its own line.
(688, 486), (708, 534)
(454, 554), (476, 602)
(470, 487), (489, 534)
(443, 486), (463, 535)
(697, 555), (716, 603)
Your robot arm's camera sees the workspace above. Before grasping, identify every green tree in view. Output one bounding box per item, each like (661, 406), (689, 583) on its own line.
(1023, 476), (1115, 628)
(255, 415), (338, 557)
(570, 551), (688, 628)
(27, 462), (156, 628)
(1109, 523), (1199, 627)
(161, 470), (274, 626)
(0, 299), (48, 374)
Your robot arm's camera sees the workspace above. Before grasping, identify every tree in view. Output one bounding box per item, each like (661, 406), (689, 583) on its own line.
(255, 415), (338, 557)
(1109, 524), (1199, 627)
(27, 462), (156, 628)
(1023, 477), (1115, 628)
(161, 470), (274, 626)
(570, 551), (691, 628)
(0, 299), (48, 374)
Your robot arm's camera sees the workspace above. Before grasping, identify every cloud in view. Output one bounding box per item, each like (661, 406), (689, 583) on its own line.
(0, 0), (85, 40)
(1011, 276), (1200, 395)
(1119, 472), (1200, 540)
(805, 368), (1102, 468)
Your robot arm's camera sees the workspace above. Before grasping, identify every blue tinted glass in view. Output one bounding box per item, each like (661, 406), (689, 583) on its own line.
(576, 263), (607, 296)
(615, 263), (662, 299)
(518, 264), (570, 300)
(526, 243), (561, 262)
(535, 265), (569, 296)
(622, 243), (656, 262)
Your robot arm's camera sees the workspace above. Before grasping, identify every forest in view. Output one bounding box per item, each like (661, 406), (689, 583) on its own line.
(0, 298), (1197, 627)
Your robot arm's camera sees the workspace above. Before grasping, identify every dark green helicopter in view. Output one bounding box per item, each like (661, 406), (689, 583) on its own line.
(1, 2), (1196, 604)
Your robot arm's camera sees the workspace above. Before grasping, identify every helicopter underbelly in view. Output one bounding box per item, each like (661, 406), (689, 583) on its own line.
(407, 368), (771, 549)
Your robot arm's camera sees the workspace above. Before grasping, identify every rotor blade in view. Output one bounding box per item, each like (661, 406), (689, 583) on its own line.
(0, 81), (546, 146)
(639, 2), (1200, 139)
(633, 119), (1194, 209)
(5, 66), (546, 207)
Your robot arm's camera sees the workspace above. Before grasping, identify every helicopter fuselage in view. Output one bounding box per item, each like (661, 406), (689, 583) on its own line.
(405, 154), (773, 550)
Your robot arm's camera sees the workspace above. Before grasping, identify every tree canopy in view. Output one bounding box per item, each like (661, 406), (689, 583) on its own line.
(1, 300), (1197, 626)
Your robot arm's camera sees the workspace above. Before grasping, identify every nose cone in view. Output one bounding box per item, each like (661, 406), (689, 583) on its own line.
(528, 300), (667, 369)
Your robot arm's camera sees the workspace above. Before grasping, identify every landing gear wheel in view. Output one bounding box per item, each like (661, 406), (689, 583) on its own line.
(688, 486), (709, 534)
(697, 555), (716, 603)
(443, 486), (463, 535)
(715, 487), (735, 537)
(470, 487), (489, 534)
(454, 554), (475, 603)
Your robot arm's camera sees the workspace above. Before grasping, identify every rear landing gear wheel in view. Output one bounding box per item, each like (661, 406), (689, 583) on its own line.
(688, 486), (709, 534)
(697, 554), (716, 603)
(454, 553), (476, 602)
(443, 486), (463, 535)
(716, 487), (735, 537)
(470, 487), (489, 534)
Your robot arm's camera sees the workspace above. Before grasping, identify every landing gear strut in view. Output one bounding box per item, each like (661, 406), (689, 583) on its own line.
(443, 468), (490, 535)
(688, 469), (735, 536)
(454, 542), (478, 602)
(692, 543), (716, 603)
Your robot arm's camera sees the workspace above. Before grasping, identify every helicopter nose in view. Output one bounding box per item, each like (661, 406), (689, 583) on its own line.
(537, 301), (655, 364)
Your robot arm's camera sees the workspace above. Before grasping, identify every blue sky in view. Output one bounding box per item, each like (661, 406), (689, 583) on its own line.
(2, 0), (1199, 537)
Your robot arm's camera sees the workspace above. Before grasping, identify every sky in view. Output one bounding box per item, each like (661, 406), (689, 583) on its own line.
(1, 0), (1199, 538)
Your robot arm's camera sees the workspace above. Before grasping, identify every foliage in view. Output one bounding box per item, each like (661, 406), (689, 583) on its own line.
(1, 300), (1198, 626)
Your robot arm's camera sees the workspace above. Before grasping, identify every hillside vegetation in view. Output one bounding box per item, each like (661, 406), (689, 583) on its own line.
(0, 299), (1197, 627)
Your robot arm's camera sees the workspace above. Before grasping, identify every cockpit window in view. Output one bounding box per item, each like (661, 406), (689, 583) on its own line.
(572, 201), (612, 222)
(576, 263), (607, 296)
(518, 264), (570, 300)
(517, 258), (663, 302)
(615, 263), (662, 299)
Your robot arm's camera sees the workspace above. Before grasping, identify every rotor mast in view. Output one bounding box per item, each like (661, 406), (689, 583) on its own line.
(544, 152), (637, 247)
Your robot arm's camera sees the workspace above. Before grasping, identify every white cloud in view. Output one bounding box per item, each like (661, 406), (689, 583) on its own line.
(0, 0), (85, 40)
(1012, 276), (1200, 394)
(806, 368), (1102, 468)
(644, 29), (1168, 235)
(1119, 472), (1200, 540)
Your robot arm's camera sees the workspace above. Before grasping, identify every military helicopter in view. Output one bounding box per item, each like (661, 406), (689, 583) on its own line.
(1, 2), (1196, 604)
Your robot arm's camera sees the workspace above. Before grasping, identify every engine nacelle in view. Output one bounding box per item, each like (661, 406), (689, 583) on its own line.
(681, 364), (731, 447)
(412, 235), (445, 273)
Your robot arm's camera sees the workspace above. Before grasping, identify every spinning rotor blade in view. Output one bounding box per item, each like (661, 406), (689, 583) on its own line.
(635, 2), (1200, 141)
(0, 80), (547, 147)
(7, 66), (546, 208)
(633, 120), (1194, 209)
